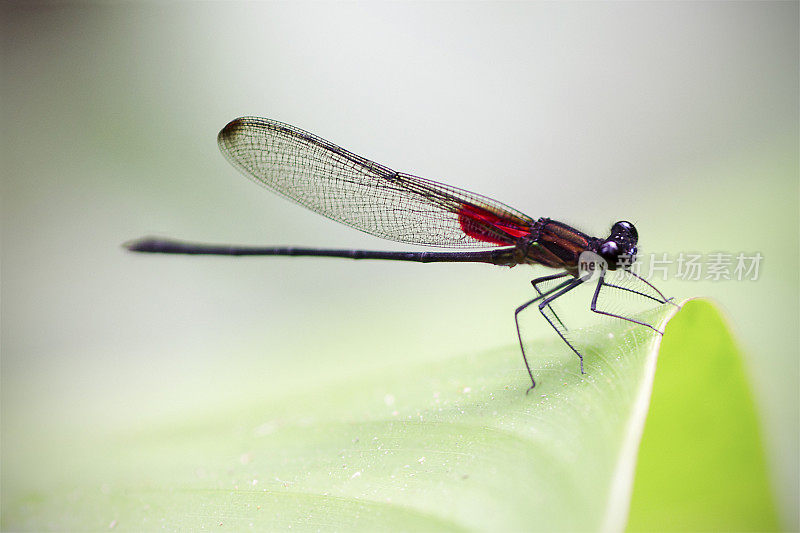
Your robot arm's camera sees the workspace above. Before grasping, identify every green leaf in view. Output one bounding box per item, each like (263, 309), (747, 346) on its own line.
(626, 299), (780, 532)
(2, 300), (779, 531)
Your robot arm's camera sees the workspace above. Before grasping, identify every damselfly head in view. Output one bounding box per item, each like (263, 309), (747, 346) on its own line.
(597, 220), (638, 270)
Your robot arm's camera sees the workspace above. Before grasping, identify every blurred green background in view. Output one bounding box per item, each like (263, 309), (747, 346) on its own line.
(2, 3), (797, 529)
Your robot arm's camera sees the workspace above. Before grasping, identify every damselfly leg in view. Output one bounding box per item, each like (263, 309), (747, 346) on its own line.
(590, 271), (676, 334)
(516, 275), (587, 393)
(627, 271), (680, 308)
(531, 272), (571, 331)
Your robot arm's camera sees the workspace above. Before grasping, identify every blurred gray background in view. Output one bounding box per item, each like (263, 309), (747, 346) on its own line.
(2, 2), (797, 527)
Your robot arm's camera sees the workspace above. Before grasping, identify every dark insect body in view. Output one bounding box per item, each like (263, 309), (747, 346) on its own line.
(127, 117), (674, 391)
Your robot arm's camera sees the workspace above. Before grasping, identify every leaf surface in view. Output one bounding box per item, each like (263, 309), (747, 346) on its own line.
(2, 300), (778, 531)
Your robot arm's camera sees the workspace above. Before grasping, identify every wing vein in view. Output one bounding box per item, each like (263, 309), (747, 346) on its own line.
(217, 117), (534, 248)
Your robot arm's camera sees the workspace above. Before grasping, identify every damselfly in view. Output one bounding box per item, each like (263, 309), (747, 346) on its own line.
(126, 117), (673, 391)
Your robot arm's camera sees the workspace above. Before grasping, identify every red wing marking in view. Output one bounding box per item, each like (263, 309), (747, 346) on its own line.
(457, 204), (531, 246)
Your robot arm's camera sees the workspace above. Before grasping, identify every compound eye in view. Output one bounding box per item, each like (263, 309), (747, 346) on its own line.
(598, 241), (620, 264)
(613, 220), (638, 241)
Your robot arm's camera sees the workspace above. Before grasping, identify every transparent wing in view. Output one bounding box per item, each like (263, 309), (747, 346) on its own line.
(217, 117), (535, 248)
